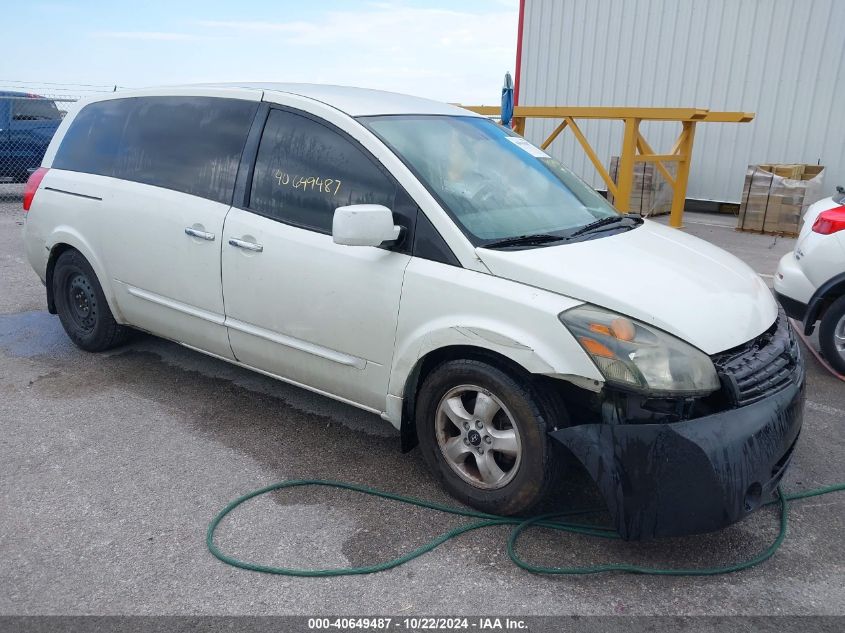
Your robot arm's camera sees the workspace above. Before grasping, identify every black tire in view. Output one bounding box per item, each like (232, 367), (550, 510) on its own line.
(415, 359), (563, 516)
(52, 249), (130, 352)
(819, 295), (845, 374)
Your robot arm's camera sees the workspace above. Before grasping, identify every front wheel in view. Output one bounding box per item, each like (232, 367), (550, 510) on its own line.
(819, 295), (845, 374)
(415, 359), (562, 515)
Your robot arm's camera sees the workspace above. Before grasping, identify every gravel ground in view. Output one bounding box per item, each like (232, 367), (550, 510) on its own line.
(1, 191), (843, 616)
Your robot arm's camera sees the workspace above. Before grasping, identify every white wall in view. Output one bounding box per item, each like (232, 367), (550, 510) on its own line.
(518, 0), (845, 203)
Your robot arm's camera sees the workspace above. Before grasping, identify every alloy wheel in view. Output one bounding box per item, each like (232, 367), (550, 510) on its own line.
(434, 384), (522, 490)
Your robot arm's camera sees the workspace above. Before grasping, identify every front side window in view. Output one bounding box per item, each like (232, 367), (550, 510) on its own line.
(361, 115), (619, 246)
(249, 109), (396, 233)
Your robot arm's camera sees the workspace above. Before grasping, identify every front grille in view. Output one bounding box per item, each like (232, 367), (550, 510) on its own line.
(711, 309), (801, 407)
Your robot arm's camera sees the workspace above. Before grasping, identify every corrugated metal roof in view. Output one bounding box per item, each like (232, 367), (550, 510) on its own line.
(519, 0), (845, 203)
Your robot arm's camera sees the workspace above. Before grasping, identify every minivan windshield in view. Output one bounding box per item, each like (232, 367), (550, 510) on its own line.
(361, 115), (621, 246)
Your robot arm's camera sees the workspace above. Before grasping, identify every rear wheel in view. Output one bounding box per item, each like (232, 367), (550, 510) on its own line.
(416, 359), (562, 515)
(819, 295), (845, 374)
(53, 249), (130, 352)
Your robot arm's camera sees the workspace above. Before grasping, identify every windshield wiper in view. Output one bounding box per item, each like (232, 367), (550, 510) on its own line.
(481, 233), (565, 249)
(567, 214), (642, 238)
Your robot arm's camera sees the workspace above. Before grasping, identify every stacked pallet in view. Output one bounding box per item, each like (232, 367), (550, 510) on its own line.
(737, 164), (825, 236)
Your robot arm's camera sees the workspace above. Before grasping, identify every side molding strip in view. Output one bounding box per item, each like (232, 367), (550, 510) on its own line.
(179, 342), (381, 415)
(225, 317), (367, 370)
(125, 285), (226, 325)
(124, 284), (367, 370)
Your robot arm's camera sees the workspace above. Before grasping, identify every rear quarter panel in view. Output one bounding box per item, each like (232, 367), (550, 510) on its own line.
(23, 169), (125, 321)
(796, 230), (845, 289)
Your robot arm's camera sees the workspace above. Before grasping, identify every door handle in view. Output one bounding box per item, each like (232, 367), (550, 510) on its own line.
(185, 227), (215, 241)
(228, 238), (263, 252)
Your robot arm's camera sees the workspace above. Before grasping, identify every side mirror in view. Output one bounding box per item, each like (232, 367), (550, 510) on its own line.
(332, 204), (402, 247)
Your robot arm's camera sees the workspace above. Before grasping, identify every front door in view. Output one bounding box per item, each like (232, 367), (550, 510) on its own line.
(221, 107), (412, 412)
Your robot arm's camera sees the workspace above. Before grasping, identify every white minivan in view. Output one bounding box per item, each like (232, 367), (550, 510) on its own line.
(22, 84), (804, 539)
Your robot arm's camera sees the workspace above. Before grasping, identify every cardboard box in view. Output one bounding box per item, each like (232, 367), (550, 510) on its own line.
(737, 164), (825, 235)
(761, 164), (805, 179)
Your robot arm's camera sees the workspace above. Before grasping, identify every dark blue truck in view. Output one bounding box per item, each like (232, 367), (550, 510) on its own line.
(0, 91), (63, 182)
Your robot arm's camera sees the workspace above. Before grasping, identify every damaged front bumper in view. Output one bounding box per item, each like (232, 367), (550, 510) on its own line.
(550, 315), (806, 540)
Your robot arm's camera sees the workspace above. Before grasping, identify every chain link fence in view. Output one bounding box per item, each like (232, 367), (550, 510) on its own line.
(0, 93), (78, 185)
(0, 82), (119, 197)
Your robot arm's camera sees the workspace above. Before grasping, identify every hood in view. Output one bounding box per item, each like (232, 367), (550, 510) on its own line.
(477, 220), (777, 354)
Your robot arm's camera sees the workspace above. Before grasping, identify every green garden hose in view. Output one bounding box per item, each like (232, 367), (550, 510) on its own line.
(207, 479), (845, 577)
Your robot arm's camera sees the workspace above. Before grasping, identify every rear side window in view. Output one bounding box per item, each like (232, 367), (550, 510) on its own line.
(54, 96), (258, 205)
(116, 97), (257, 204)
(249, 108), (396, 233)
(53, 99), (133, 176)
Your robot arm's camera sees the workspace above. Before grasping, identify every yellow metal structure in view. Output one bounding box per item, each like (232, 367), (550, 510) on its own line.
(461, 106), (754, 228)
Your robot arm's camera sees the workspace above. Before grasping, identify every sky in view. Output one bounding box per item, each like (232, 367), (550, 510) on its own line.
(1, 0), (519, 105)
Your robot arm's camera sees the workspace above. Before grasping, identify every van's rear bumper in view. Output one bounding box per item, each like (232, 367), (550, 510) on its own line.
(549, 365), (805, 540)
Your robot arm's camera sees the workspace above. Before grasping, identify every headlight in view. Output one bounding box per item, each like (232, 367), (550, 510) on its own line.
(559, 305), (720, 394)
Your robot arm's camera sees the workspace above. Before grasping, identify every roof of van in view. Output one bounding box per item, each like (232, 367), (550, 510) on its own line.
(178, 83), (482, 117)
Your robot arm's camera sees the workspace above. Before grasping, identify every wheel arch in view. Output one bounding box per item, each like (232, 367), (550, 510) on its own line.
(44, 231), (123, 321)
(398, 344), (571, 453)
(804, 272), (845, 334)
(45, 243), (74, 314)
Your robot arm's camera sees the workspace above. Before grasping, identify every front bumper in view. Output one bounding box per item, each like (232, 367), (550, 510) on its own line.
(550, 346), (805, 540)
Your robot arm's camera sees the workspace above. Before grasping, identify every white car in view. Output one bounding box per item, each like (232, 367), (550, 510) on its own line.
(21, 84), (804, 540)
(775, 189), (845, 373)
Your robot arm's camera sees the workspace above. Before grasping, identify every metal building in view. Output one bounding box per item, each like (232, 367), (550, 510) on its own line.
(514, 0), (845, 205)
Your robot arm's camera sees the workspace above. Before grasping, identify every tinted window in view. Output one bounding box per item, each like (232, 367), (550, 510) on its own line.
(11, 98), (61, 121)
(54, 96), (258, 205)
(53, 99), (132, 176)
(116, 97), (257, 204)
(249, 109), (396, 232)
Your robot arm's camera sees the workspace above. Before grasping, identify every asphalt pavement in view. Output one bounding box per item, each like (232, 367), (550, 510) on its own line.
(1, 189), (843, 616)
